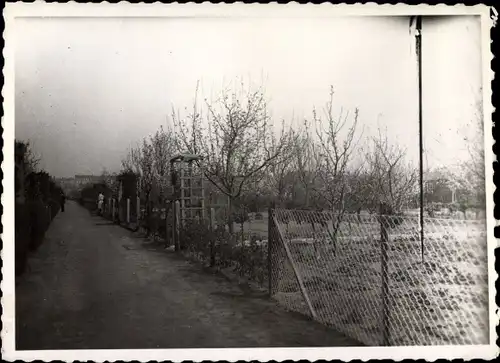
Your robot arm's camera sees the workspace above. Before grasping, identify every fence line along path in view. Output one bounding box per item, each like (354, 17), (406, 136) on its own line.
(268, 208), (488, 346)
(99, 195), (489, 347)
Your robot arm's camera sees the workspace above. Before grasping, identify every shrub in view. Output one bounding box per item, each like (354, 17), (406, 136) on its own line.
(178, 221), (268, 285)
(180, 221), (212, 256)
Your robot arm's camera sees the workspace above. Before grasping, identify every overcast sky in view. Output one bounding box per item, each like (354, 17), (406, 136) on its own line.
(15, 15), (482, 178)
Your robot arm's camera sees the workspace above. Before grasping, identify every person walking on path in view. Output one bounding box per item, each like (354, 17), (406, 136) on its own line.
(97, 192), (105, 216)
(60, 191), (66, 212)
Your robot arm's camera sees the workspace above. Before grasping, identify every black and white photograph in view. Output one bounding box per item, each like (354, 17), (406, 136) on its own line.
(2, 3), (496, 361)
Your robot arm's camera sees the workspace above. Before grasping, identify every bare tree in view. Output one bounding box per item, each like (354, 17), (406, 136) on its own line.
(310, 86), (363, 251)
(16, 140), (41, 175)
(121, 145), (142, 177)
(364, 127), (418, 214)
(343, 170), (372, 220)
(121, 139), (155, 211)
(456, 91), (486, 208)
(100, 168), (119, 193)
(293, 122), (321, 210)
(173, 81), (290, 232)
(423, 91), (486, 219)
(261, 129), (298, 208)
(150, 125), (178, 203)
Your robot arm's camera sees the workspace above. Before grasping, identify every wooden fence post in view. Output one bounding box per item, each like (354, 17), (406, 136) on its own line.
(174, 200), (180, 251)
(268, 206), (273, 298)
(272, 209), (318, 320)
(137, 196), (140, 224)
(119, 197), (123, 223)
(209, 207), (216, 267)
(380, 203), (390, 346)
(165, 202), (169, 247)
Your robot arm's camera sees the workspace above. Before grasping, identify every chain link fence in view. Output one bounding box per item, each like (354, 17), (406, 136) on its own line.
(99, 195), (488, 346)
(269, 208), (488, 346)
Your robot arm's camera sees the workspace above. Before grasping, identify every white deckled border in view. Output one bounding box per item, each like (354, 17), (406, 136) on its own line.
(1, 2), (497, 362)
(1, 2), (493, 18)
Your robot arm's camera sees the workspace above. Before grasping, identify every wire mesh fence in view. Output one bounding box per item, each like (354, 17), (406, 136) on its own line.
(269, 208), (488, 346)
(98, 195), (488, 346)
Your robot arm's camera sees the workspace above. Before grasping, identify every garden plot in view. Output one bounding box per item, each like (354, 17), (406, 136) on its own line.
(277, 215), (485, 240)
(232, 219), (269, 239)
(386, 235), (488, 345)
(272, 224), (489, 346)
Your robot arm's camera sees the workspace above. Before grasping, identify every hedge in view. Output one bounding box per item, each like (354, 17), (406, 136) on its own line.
(15, 197), (61, 277)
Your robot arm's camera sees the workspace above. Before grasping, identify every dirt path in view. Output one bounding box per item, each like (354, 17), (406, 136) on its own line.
(16, 201), (360, 349)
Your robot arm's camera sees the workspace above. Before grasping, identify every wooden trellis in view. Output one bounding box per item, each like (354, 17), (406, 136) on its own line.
(170, 153), (205, 225)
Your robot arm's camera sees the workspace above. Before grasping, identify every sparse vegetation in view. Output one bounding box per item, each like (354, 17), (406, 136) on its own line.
(108, 79), (487, 347)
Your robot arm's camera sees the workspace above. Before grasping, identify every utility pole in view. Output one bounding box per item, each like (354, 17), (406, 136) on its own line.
(415, 16), (425, 263)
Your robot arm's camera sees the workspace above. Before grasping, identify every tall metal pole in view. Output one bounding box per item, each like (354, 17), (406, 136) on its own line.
(416, 16), (425, 263)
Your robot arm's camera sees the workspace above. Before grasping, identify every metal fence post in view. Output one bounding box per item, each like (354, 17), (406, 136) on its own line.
(380, 204), (390, 346)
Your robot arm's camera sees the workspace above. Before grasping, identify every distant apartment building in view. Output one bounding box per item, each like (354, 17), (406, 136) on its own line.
(55, 177), (77, 188)
(54, 174), (108, 196)
(74, 175), (103, 188)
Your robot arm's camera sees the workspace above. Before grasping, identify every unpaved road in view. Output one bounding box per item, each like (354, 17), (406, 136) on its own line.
(16, 201), (360, 349)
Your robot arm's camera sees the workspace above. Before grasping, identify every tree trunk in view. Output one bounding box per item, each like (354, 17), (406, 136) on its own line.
(240, 221), (244, 244)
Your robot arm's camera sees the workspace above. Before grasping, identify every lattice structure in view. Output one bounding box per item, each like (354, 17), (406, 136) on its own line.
(170, 153), (206, 224)
(269, 208), (489, 346)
